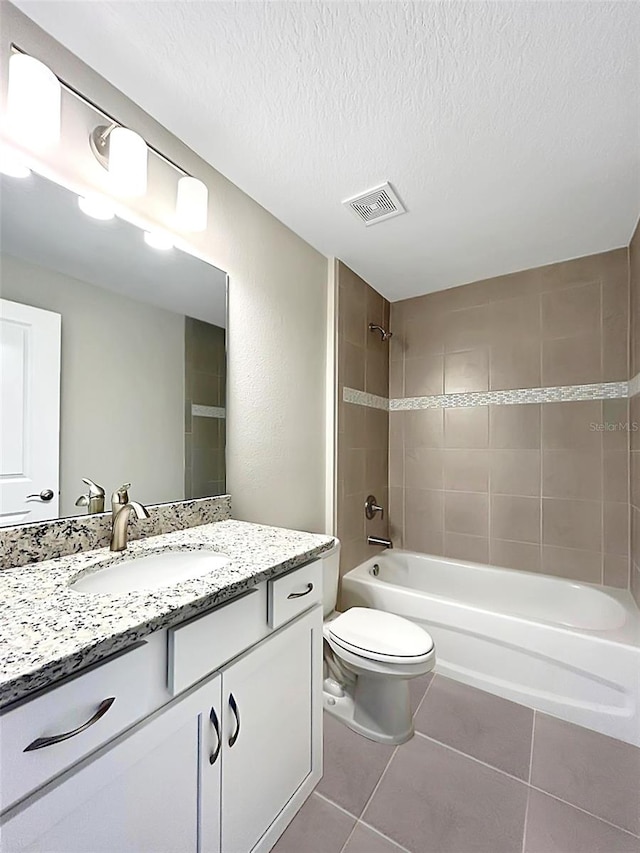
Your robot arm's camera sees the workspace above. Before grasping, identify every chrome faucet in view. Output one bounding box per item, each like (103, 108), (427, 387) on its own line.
(110, 501), (150, 552)
(368, 535), (393, 549)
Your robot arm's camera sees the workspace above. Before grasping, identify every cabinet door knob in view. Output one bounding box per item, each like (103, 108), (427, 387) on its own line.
(23, 697), (116, 752)
(287, 582), (314, 599)
(209, 706), (221, 765)
(228, 693), (240, 748)
(26, 489), (55, 502)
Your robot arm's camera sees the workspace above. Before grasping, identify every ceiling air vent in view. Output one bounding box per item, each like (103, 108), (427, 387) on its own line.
(342, 182), (406, 226)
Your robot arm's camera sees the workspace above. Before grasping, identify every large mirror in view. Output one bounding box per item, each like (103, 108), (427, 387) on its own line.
(0, 170), (227, 526)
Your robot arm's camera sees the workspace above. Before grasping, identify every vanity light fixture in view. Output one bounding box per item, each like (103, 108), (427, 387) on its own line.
(144, 230), (174, 250)
(176, 176), (208, 232)
(78, 195), (115, 220)
(8, 46), (209, 232)
(90, 124), (148, 198)
(7, 53), (61, 150)
(0, 148), (31, 178)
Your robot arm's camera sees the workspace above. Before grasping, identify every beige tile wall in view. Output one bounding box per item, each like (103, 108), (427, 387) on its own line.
(630, 220), (640, 606)
(336, 262), (390, 577)
(185, 317), (226, 499)
(389, 250), (632, 587)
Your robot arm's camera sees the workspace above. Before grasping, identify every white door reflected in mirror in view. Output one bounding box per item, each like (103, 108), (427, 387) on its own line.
(0, 299), (61, 526)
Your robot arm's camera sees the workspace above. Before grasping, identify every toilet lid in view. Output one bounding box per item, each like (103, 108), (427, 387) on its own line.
(326, 607), (434, 661)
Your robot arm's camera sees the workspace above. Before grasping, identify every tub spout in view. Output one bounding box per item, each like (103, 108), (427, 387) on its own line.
(368, 535), (393, 549)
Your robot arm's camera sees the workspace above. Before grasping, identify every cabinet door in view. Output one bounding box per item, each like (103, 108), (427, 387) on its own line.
(220, 607), (322, 853)
(199, 675), (223, 853)
(1, 675), (221, 853)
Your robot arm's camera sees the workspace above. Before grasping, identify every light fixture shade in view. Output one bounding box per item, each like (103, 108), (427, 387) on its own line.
(7, 53), (61, 149)
(176, 176), (208, 231)
(109, 126), (147, 197)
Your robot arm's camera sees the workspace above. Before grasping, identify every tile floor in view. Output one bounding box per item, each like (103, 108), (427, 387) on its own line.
(273, 674), (640, 853)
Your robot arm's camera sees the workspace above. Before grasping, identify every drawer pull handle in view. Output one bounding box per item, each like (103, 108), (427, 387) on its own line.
(23, 697), (116, 752)
(228, 693), (240, 748)
(287, 583), (314, 599)
(209, 706), (221, 765)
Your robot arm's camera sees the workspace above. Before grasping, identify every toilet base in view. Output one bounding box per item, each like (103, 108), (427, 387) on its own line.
(322, 674), (415, 745)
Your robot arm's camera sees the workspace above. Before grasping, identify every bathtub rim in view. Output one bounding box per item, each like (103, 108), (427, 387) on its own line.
(343, 549), (640, 649)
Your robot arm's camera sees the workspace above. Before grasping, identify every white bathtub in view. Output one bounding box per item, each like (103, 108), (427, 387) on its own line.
(341, 551), (640, 746)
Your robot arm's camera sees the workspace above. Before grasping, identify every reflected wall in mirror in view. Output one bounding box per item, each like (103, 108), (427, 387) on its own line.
(0, 171), (227, 526)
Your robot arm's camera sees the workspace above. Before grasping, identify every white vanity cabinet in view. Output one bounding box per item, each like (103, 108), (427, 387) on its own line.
(219, 609), (320, 853)
(0, 562), (324, 853)
(1, 675), (216, 853)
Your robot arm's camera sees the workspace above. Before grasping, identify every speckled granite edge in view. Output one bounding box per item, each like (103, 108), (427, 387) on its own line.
(0, 520), (335, 708)
(0, 495), (232, 570)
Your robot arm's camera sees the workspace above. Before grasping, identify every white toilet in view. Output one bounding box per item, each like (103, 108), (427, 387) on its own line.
(322, 545), (435, 744)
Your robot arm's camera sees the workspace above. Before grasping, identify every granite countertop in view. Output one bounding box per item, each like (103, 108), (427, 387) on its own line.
(0, 520), (335, 709)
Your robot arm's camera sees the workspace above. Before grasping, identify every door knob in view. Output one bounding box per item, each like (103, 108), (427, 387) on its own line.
(27, 489), (55, 502)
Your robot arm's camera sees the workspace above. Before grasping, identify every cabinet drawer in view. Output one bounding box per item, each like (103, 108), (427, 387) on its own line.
(0, 636), (167, 813)
(267, 560), (323, 629)
(168, 583), (269, 696)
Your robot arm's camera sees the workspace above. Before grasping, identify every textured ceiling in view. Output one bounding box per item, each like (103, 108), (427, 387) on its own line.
(12, 1), (640, 301)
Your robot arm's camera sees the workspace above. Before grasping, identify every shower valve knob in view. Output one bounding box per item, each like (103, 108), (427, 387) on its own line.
(365, 495), (384, 520)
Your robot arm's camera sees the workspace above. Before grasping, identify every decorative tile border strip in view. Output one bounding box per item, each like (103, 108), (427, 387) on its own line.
(390, 382), (629, 410)
(192, 404), (226, 419)
(343, 382), (630, 412)
(342, 387), (388, 411)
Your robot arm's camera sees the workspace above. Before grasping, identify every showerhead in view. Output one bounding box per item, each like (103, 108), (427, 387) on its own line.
(369, 323), (393, 341)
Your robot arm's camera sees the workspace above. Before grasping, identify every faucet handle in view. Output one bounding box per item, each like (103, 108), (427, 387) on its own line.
(76, 478), (106, 512)
(111, 483), (131, 516)
(81, 478), (105, 498)
(364, 495), (384, 520)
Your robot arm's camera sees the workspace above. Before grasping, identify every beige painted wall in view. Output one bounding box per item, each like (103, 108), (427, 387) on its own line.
(1, 4), (329, 534)
(1, 253), (184, 516)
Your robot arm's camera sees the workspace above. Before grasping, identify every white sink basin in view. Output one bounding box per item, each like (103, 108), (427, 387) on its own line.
(69, 549), (230, 595)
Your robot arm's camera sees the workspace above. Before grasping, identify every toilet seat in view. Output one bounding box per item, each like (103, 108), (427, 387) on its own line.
(325, 607), (434, 665)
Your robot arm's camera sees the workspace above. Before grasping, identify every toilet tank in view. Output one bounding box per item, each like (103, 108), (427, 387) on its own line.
(321, 542), (340, 617)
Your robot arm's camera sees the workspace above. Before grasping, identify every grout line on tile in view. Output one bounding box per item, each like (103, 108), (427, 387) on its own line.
(520, 711), (537, 853)
(539, 406), (543, 557)
(525, 784), (640, 840)
(413, 730), (528, 785)
(521, 788), (531, 853)
(539, 294), (543, 391)
(313, 790), (359, 821)
(355, 819), (413, 852)
(528, 710), (536, 785)
(487, 416), (493, 565)
(412, 730), (640, 840)
(356, 742), (401, 821)
(413, 670), (437, 722)
(338, 821), (359, 853)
